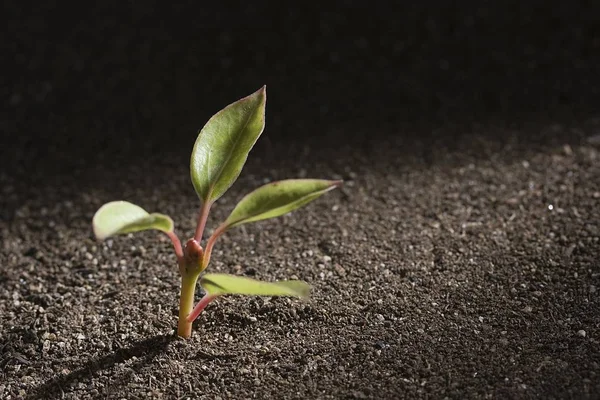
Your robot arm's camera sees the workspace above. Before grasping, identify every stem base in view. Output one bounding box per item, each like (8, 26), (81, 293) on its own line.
(177, 274), (199, 338)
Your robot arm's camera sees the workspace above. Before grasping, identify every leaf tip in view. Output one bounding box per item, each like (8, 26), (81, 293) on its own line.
(253, 85), (266, 104)
(91, 204), (110, 241)
(92, 226), (106, 241)
(296, 283), (311, 299)
(92, 219), (108, 241)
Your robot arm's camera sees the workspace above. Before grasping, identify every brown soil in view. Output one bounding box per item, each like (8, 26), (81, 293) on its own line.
(2, 119), (599, 399)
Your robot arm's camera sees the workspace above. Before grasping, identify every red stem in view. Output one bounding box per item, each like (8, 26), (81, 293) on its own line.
(201, 224), (227, 269)
(187, 293), (218, 322)
(166, 231), (184, 263)
(194, 201), (212, 243)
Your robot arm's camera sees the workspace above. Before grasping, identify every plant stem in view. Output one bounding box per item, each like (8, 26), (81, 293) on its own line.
(166, 231), (184, 263)
(177, 273), (199, 338)
(187, 293), (218, 323)
(193, 201), (212, 243)
(201, 225), (226, 269)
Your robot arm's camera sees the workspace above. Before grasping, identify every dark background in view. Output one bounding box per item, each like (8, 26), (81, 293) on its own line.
(2, 1), (600, 177)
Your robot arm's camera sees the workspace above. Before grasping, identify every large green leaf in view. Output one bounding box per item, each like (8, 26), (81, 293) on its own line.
(200, 273), (310, 298)
(221, 179), (342, 230)
(190, 86), (266, 203)
(92, 201), (173, 240)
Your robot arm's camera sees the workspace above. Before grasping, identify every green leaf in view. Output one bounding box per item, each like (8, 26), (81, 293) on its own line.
(200, 273), (310, 298)
(221, 179), (342, 230)
(190, 86), (267, 203)
(92, 201), (173, 240)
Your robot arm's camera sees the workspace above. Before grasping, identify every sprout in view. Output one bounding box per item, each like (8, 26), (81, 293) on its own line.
(92, 87), (342, 338)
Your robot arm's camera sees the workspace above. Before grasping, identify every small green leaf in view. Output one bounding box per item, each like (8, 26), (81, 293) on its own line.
(221, 179), (342, 230)
(190, 86), (266, 203)
(200, 273), (310, 298)
(92, 201), (173, 240)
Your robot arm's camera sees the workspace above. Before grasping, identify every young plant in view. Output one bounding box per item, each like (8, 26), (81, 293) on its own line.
(92, 86), (341, 338)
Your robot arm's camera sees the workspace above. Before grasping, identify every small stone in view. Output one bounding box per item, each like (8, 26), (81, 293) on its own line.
(76, 333), (85, 340)
(302, 250), (314, 258)
(375, 314), (385, 322)
(375, 341), (386, 349)
(323, 255), (332, 263)
(42, 332), (57, 341)
(523, 306), (533, 313)
(565, 244), (576, 258)
(248, 316), (257, 323)
(577, 330), (586, 337)
(334, 264), (346, 276)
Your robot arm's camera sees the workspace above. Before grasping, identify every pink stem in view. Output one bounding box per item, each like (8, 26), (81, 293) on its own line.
(187, 293), (218, 322)
(166, 231), (184, 263)
(201, 225), (227, 269)
(194, 201), (212, 243)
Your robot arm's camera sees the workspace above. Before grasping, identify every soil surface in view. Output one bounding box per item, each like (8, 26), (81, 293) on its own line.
(2, 119), (600, 399)
(2, 2), (600, 399)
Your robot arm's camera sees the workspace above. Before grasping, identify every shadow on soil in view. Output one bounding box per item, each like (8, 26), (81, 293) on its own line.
(26, 334), (175, 400)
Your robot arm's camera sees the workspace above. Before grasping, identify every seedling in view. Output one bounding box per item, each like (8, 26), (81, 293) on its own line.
(92, 87), (341, 338)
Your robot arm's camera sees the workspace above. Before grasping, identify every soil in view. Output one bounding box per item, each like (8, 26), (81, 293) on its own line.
(2, 3), (600, 400)
(2, 119), (599, 399)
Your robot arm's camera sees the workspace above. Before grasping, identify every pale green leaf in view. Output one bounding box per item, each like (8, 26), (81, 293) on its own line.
(190, 86), (266, 203)
(92, 201), (173, 240)
(200, 273), (310, 298)
(222, 179), (342, 230)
